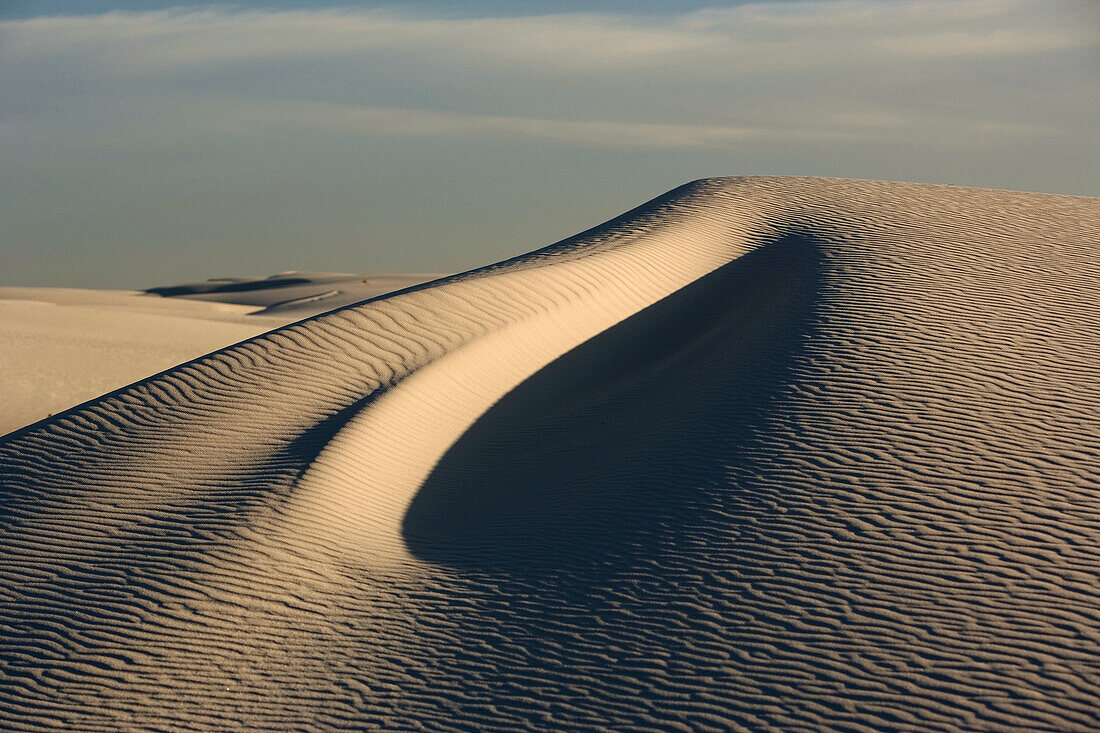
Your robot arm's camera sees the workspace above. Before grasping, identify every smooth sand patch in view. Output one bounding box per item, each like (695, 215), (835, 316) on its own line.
(0, 290), (270, 435)
(0, 274), (442, 436)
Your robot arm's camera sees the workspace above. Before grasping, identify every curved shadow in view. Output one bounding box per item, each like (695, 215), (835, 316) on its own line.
(403, 231), (823, 573)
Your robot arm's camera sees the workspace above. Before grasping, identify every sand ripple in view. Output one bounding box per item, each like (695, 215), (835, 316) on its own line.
(1, 178), (1098, 730)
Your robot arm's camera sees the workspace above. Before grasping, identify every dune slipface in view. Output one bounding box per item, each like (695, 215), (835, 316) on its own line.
(1, 177), (1099, 731)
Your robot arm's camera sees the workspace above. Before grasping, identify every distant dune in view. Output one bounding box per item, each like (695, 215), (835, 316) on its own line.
(142, 271), (442, 317)
(1, 177), (1098, 731)
(0, 273), (439, 434)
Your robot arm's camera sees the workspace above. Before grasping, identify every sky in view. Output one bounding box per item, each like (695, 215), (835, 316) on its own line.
(1, 1), (1097, 288)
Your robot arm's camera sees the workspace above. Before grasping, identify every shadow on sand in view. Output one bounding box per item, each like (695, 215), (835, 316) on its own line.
(403, 230), (824, 574)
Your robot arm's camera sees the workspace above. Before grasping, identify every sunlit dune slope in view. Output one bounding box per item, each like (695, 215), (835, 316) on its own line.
(1, 177), (1098, 731)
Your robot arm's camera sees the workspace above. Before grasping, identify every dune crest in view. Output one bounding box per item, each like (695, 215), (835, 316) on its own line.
(2, 177), (1099, 730)
(279, 207), (761, 562)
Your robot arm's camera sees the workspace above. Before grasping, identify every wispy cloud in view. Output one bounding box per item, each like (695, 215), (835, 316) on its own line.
(1, 7), (715, 70)
(2, 0), (1091, 149)
(212, 101), (1059, 149)
(214, 102), (766, 147)
(0, 0), (1096, 288)
(3, 1), (1091, 71)
(876, 29), (1088, 57)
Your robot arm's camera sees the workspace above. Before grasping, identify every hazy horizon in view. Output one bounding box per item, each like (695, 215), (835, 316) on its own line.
(2, 0), (1097, 289)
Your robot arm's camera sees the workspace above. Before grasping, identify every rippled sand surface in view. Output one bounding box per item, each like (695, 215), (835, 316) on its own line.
(2, 177), (1098, 731)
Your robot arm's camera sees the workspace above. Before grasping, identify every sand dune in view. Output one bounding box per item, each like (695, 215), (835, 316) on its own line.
(0, 274), (440, 435)
(0, 289), (269, 436)
(1, 177), (1098, 730)
(144, 271), (442, 317)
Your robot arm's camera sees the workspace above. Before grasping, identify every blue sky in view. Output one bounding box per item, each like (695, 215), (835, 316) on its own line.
(2, 1), (1097, 288)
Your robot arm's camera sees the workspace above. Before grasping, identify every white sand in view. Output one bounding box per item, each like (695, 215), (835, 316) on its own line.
(0, 289), (268, 435)
(0, 274), (440, 436)
(1, 178), (1098, 731)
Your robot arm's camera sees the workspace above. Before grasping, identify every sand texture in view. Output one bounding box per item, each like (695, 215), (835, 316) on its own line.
(0, 275), (439, 436)
(1, 177), (1098, 731)
(0, 289), (272, 437)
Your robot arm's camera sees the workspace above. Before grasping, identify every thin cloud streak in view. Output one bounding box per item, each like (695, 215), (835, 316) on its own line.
(2, 1), (1091, 72)
(214, 102), (1060, 149)
(1, 8), (715, 70)
(215, 103), (764, 148)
